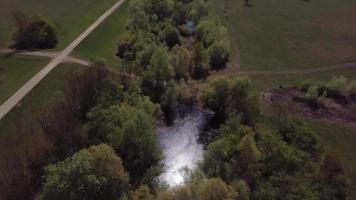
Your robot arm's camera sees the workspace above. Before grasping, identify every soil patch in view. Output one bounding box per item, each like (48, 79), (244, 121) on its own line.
(262, 87), (356, 126)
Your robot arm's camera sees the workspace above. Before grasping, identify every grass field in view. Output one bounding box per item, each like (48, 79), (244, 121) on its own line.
(73, 1), (129, 65)
(0, 53), (48, 104)
(0, 63), (83, 137)
(212, 0), (356, 71)
(0, 0), (119, 49)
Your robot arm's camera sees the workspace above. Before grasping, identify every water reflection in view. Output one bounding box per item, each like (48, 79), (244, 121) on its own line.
(157, 107), (212, 186)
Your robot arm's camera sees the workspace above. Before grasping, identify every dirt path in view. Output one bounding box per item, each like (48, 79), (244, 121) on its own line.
(240, 60), (356, 75)
(0, 0), (125, 120)
(1, 49), (91, 66)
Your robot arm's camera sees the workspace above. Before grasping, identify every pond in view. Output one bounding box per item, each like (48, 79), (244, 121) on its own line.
(157, 106), (212, 186)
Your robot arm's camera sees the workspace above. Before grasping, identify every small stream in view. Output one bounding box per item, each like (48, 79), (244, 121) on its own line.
(157, 106), (212, 186)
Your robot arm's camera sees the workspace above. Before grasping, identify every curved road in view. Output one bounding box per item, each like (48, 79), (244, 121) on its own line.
(0, 0), (125, 120)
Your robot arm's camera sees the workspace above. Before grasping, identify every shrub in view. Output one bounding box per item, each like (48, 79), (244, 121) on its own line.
(300, 86), (321, 108)
(325, 76), (348, 98)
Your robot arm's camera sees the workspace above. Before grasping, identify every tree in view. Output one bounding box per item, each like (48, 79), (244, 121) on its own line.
(41, 144), (129, 200)
(201, 77), (233, 121)
(132, 185), (154, 200)
(13, 14), (58, 49)
(161, 24), (181, 48)
(171, 45), (190, 81)
(197, 178), (238, 200)
(161, 81), (178, 124)
(191, 42), (210, 80)
(237, 134), (261, 184)
(197, 17), (230, 69)
(119, 108), (162, 180)
(201, 76), (259, 125)
(143, 46), (174, 101)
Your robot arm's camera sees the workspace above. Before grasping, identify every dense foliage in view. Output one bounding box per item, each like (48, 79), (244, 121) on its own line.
(41, 145), (129, 200)
(12, 13), (58, 49)
(0, 0), (349, 200)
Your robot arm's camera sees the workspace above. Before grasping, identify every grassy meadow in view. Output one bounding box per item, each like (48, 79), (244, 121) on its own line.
(212, 0), (356, 71)
(73, 0), (130, 65)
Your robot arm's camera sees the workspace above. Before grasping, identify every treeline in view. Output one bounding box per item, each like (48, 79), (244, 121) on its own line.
(0, 62), (163, 200)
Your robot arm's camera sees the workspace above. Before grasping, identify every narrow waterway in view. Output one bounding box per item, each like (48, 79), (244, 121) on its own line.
(157, 107), (212, 186)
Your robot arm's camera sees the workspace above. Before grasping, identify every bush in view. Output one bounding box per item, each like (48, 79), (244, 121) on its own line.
(13, 14), (58, 49)
(300, 86), (322, 108)
(325, 76), (348, 98)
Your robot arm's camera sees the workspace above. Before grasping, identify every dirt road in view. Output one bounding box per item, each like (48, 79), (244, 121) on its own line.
(0, 0), (125, 120)
(1, 49), (91, 66)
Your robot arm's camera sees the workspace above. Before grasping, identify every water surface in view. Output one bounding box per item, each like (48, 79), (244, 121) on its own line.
(158, 107), (211, 186)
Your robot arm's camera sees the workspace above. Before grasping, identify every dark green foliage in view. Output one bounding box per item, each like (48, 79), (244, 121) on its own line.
(41, 145), (129, 200)
(191, 42), (210, 80)
(83, 103), (161, 181)
(13, 14), (58, 49)
(201, 112), (347, 200)
(161, 24), (181, 48)
(161, 81), (178, 124)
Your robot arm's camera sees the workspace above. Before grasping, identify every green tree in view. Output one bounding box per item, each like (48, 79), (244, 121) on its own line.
(201, 76), (259, 125)
(161, 24), (181, 48)
(237, 134), (261, 184)
(84, 103), (161, 181)
(13, 15), (58, 49)
(171, 45), (190, 81)
(197, 17), (230, 69)
(191, 42), (210, 80)
(143, 46), (174, 101)
(41, 144), (129, 200)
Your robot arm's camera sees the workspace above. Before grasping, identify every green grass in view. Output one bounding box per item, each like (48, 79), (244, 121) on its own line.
(0, 53), (48, 104)
(212, 0), (356, 71)
(0, 0), (119, 49)
(0, 63), (83, 136)
(73, 0), (129, 65)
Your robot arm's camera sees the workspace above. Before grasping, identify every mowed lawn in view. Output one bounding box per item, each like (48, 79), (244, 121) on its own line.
(212, 0), (356, 71)
(0, 53), (48, 104)
(0, 63), (83, 137)
(73, 0), (129, 65)
(0, 0), (119, 49)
